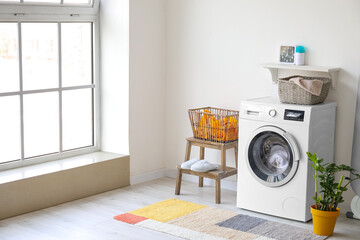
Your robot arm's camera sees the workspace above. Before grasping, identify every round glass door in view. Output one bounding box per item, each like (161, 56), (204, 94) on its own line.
(247, 128), (298, 187)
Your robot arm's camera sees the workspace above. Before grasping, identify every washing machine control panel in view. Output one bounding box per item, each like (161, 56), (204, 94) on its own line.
(241, 103), (310, 125)
(284, 109), (305, 122)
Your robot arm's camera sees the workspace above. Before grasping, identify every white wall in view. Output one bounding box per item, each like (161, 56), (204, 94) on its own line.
(129, 0), (167, 177)
(100, 0), (360, 210)
(165, 0), (360, 210)
(100, 0), (129, 155)
(100, 0), (166, 179)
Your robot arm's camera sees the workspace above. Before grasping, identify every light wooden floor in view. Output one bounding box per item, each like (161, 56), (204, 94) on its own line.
(0, 177), (359, 240)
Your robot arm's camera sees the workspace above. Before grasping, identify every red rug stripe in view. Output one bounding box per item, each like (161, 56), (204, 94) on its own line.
(114, 213), (148, 224)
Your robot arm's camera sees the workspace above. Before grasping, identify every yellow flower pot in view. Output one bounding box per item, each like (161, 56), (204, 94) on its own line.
(311, 205), (340, 236)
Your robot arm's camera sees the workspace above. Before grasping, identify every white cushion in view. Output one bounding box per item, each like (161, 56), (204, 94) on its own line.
(181, 158), (200, 169)
(190, 160), (218, 172)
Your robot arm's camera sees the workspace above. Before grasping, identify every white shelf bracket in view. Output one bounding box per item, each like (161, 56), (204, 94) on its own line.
(328, 70), (339, 89)
(265, 67), (278, 84)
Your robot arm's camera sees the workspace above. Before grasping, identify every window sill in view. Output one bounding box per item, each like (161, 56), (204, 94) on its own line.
(0, 151), (128, 184)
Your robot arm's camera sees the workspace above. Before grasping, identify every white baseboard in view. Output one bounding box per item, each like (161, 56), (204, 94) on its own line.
(130, 169), (167, 185)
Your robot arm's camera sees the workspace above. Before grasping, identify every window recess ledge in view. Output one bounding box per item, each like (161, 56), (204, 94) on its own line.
(0, 151), (128, 184)
(0, 151), (130, 220)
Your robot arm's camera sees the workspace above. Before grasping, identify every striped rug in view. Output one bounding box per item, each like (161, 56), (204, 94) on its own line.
(114, 199), (326, 240)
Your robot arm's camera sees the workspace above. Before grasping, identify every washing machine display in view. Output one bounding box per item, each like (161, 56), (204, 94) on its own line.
(284, 109), (305, 122)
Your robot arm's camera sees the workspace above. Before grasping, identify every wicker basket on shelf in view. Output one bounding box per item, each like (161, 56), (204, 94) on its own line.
(188, 107), (239, 143)
(278, 75), (331, 105)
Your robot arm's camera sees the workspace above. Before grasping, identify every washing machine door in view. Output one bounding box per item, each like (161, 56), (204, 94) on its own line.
(246, 126), (300, 187)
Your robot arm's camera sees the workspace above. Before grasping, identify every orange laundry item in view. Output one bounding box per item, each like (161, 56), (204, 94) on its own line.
(194, 112), (238, 142)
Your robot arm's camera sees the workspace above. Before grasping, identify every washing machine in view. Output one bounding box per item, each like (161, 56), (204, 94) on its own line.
(236, 97), (337, 222)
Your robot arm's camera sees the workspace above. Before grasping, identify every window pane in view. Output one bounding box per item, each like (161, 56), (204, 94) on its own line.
(64, 0), (90, 4)
(0, 96), (21, 163)
(62, 23), (92, 87)
(24, 92), (59, 158)
(62, 88), (93, 151)
(0, 23), (19, 93)
(22, 23), (58, 91)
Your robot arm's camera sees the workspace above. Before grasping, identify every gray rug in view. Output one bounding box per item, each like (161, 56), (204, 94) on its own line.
(217, 214), (327, 240)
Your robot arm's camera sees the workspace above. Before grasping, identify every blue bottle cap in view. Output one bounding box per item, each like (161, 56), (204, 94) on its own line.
(296, 45), (305, 53)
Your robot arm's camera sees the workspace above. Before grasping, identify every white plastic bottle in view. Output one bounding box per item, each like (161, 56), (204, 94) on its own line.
(295, 45), (305, 65)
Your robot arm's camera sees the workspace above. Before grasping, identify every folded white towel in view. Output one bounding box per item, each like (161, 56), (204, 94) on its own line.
(190, 160), (218, 172)
(181, 158), (200, 169)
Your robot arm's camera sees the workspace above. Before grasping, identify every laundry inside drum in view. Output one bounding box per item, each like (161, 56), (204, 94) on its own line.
(249, 131), (293, 183)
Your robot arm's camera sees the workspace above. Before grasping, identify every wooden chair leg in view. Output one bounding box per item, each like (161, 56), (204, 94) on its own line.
(199, 177), (204, 187)
(216, 178), (221, 204)
(175, 169), (182, 195)
(184, 140), (192, 162)
(199, 146), (205, 187)
(234, 142), (238, 169)
(200, 146), (205, 160)
(220, 145), (226, 171)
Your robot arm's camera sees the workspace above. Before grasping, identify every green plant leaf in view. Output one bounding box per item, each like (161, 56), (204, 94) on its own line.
(307, 151), (360, 212)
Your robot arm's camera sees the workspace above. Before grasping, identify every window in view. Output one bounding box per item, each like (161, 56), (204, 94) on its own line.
(0, 0), (93, 5)
(0, 0), (99, 170)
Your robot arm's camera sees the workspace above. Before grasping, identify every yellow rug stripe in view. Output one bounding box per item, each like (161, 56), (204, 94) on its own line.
(129, 199), (206, 223)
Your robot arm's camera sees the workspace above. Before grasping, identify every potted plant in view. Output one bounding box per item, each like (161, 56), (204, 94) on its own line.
(307, 152), (360, 236)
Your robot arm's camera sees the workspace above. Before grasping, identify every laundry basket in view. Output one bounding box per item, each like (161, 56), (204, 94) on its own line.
(278, 75), (331, 105)
(188, 107), (239, 143)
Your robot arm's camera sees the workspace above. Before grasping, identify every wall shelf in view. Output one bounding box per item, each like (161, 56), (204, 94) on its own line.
(262, 63), (341, 89)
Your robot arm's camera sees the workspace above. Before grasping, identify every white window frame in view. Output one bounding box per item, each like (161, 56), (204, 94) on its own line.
(0, 0), (101, 171)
